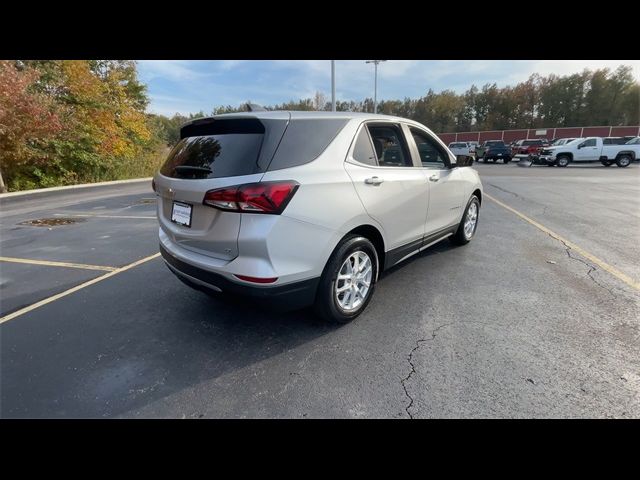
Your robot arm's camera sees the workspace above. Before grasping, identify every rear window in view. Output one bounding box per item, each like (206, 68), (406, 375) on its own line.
(523, 140), (542, 145)
(486, 141), (505, 147)
(161, 118), (266, 179)
(449, 143), (467, 148)
(160, 116), (347, 178)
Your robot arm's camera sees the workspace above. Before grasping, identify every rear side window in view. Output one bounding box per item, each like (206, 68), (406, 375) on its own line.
(267, 118), (349, 171)
(352, 127), (377, 166)
(368, 124), (413, 167)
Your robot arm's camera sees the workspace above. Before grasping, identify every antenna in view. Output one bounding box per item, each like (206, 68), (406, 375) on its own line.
(246, 103), (266, 112)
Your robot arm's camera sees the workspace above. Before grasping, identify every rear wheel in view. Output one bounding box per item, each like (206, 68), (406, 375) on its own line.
(557, 155), (570, 167)
(616, 155), (631, 168)
(450, 195), (480, 246)
(314, 235), (378, 324)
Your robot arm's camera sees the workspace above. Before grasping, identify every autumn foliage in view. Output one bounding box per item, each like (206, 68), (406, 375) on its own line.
(0, 60), (163, 191)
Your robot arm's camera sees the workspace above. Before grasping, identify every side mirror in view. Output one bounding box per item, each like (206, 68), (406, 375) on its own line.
(577, 144), (583, 149)
(455, 155), (474, 167)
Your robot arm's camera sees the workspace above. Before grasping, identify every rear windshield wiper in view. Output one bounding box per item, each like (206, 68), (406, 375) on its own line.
(175, 165), (212, 174)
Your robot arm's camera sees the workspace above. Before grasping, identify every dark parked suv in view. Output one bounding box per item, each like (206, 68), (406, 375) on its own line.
(475, 140), (511, 163)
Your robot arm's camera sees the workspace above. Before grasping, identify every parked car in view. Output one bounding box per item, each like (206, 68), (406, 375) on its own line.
(467, 141), (480, 154)
(550, 137), (577, 147)
(538, 137), (640, 167)
(448, 141), (473, 156)
(511, 139), (546, 158)
(476, 140), (511, 163)
(625, 136), (640, 145)
(154, 112), (483, 323)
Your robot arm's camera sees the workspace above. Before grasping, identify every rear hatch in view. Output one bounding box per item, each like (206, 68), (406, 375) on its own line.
(155, 114), (290, 261)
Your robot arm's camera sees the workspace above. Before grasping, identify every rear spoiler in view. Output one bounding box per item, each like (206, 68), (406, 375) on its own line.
(180, 117), (265, 139)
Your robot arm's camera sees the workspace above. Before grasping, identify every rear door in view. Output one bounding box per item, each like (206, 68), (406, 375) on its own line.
(344, 122), (428, 252)
(155, 115), (289, 261)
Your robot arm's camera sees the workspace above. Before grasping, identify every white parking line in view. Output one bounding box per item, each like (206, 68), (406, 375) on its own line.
(0, 252), (161, 325)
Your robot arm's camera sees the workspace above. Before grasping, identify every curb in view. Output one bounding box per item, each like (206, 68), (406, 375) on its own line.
(0, 178), (153, 206)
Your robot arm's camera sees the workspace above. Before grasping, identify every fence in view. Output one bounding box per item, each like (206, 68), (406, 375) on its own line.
(436, 126), (640, 144)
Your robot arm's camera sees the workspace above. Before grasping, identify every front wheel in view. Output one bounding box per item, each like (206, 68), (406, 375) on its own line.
(557, 155), (570, 167)
(616, 155), (631, 168)
(314, 235), (378, 324)
(450, 195), (480, 246)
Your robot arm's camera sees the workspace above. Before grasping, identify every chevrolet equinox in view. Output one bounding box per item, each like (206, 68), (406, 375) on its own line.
(154, 111), (482, 323)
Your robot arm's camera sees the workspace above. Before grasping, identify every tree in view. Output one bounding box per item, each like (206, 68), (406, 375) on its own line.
(0, 61), (63, 191)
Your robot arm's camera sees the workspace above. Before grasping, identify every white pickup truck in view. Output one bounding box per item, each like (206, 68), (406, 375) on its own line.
(538, 137), (640, 167)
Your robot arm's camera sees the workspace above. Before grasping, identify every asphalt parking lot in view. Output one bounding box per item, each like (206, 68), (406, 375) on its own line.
(1, 163), (639, 418)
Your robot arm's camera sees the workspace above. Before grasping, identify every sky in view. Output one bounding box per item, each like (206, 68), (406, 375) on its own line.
(137, 60), (640, 117)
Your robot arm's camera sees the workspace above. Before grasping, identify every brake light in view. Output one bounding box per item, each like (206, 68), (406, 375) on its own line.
(203, 181), (299, 214)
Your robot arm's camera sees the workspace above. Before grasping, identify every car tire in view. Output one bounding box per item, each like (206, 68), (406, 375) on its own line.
(616, 155), (631, 168)
(557, 155), (570, 167)
(314, 235), (378, 324)
(450, 195), (480, 246)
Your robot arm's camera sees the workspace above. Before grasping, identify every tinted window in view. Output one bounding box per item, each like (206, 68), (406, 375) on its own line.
(449, 142), (467, 148)
(367, 124), (413, 167)
(581, 139), (596, 147)
(410, 128), (449, 169)
(523, 140), (542, 145)
(161, 133), (264, 179)
(267, 118), (348, 171)
(352, 127), (377, 166)
(486, 141), (505, 147)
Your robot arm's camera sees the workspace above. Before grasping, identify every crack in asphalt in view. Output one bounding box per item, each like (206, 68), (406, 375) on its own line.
(556, 238), (618, 297)
(487, 183), (550, 216)
(401, 322), (454, 419)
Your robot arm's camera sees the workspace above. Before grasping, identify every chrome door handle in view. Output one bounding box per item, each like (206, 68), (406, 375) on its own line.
(429, 174), (439, 182)
(364, 176), (384, 185)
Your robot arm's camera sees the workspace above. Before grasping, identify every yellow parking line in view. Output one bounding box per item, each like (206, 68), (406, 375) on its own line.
(53, 214), (156, 219)
(484, 192), (640, 291)
(0, 256), (117, 272)
(0, 252), (161, 325)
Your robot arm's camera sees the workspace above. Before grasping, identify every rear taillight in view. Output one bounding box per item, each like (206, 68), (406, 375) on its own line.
(203, 181), (299, 214)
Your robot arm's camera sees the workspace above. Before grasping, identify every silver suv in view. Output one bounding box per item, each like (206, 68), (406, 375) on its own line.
(154, 111), (483, 323)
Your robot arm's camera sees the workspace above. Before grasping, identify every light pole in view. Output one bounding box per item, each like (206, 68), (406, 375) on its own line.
(331, 60), (336, 112)
(365, 60), (386, 114)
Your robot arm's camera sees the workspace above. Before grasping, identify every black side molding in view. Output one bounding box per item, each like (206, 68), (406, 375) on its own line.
(384, 225), (457, 270)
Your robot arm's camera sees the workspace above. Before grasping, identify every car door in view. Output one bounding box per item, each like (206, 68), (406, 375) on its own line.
(344, 122), (428, 254)
(575, 138), (599, 161)
(404, 125), (464, 238)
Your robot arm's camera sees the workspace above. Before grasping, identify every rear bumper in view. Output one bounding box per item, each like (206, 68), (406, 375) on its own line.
(160, 244), (320, 310)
